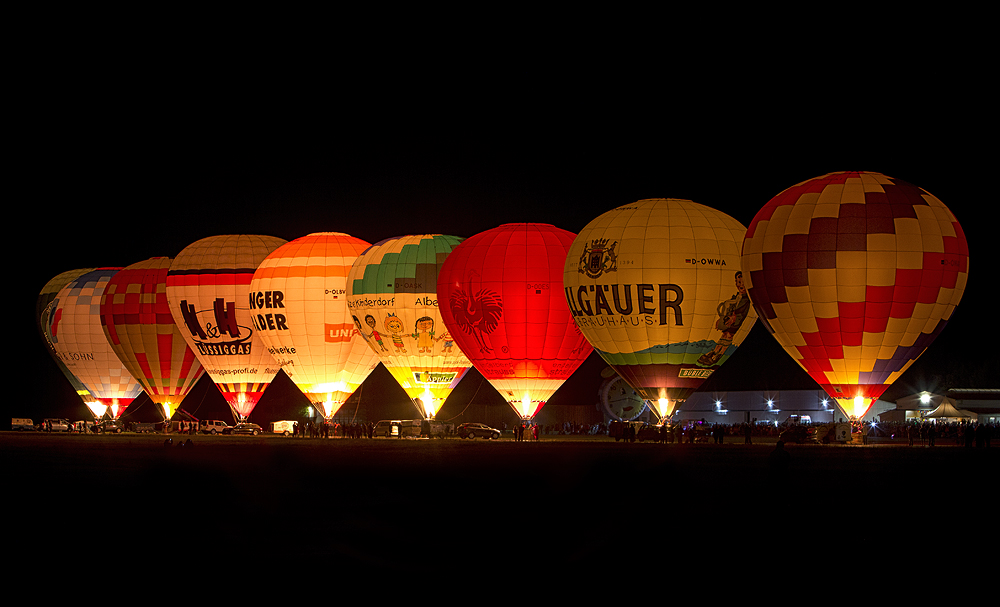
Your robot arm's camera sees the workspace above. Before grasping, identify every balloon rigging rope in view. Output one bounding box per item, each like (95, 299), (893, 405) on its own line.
(440, 374), (485, 422)
(349, 382), (363, 423)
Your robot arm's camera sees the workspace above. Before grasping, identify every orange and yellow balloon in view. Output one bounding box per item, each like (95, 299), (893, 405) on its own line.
(741, 171), (969, 419)
(249, 233), (381, 420)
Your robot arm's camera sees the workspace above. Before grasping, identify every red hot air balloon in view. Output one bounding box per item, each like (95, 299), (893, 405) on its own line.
(741, 171), (969, 419)
(437, 223), (593, 420)
(100, 257), (206, 422)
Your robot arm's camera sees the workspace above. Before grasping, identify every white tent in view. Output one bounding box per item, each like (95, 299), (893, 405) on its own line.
(924, 398), (976, 421)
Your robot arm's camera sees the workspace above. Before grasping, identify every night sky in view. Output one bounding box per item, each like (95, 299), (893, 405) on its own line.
(16, 58), (996, 425)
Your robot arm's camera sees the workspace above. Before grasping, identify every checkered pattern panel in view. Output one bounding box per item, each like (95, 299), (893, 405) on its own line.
(100, 257), (204, 405)
(741, 171), (969, 400)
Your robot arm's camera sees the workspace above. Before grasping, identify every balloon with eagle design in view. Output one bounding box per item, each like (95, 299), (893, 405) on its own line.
(437, 223), (593, 421)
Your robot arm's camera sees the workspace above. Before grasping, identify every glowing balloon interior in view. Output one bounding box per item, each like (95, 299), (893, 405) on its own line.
(166, 234), (288, 422)
(437, 223), (593, 420)
(100, 257), (205, 421)
(38, 268), (97, 405)
(741, 171), (969, 419)
(346, 234), (472, 419)
(564, 199), (757, 420)
(250, 233), (381, 420)
(44, 268), (144, 419)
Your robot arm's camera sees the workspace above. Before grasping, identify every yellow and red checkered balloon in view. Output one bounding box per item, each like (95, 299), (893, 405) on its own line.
(741, 171), (969, 418)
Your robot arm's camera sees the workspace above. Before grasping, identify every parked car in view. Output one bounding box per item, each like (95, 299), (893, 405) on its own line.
(457, 422), (501, 440)
(231, 423), (264, 436)
(636, 423), (666, 442)
(200, 420), (231, 435)
(778, 424), (816, 444)
(41, 418), (71, 432)
(95, 420), (126, 434)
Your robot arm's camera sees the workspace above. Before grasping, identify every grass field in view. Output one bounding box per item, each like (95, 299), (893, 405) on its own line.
(5, 431), (997, 577)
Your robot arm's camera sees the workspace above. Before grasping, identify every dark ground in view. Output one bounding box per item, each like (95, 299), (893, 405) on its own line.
(5, 432), (997, 582)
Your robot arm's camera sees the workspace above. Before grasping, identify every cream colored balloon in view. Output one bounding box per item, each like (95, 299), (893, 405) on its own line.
(166, 234), (287, 422)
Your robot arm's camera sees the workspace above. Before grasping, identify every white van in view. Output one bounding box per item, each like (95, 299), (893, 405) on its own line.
(42, 418), (71, 432)
(200, 420), (231, 435)
(271, 420), (297, 436)
(11, 418), (35, 431)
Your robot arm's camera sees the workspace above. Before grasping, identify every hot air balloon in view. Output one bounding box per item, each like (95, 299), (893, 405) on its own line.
(249, 233), (381, 420)
(564, 199), (757, 421)
(43, 268), (144, 421)
(165, 234), (288, 423)
(346, 234), (472, 420)
(99, 257), (206, 422)
(38, 268), (97, 406)
(437, 223), (593, 420)
(741, 171), (969, 419)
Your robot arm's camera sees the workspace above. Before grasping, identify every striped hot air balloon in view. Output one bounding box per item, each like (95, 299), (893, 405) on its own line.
(166, 235), (287, 423)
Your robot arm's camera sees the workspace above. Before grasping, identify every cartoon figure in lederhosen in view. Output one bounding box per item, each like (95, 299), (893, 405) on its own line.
(697, 270), (751, 367)
(384, 313), (407, 353)
(437, 330), (455, 354)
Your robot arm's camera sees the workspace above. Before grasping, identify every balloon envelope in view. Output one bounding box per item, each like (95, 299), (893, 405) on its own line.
(564, 199), (757, 419)
(166, 234), (287, 422)
(44, 268), (144, 419)
(437, 223), (593, 420)
(38, 268), (97, 403)
(346, 234), (472, 419)
(741, 171), (969, 418)
(99, 257), (205, 421)
(249, 233), (381, 419)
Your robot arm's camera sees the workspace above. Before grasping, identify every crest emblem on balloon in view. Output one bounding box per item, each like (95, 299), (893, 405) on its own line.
(741, 171), (969, 419)
(564, 199), (757, 420)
